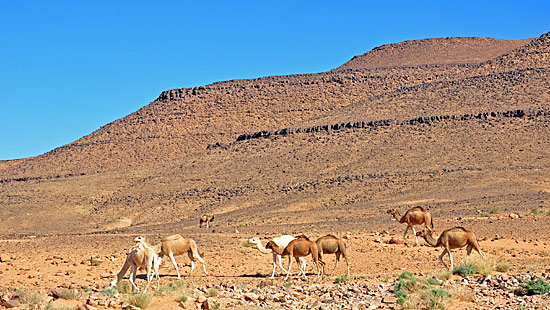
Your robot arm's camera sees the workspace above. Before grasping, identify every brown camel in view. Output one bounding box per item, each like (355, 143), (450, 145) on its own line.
(315, 235), (350, 276)
(266, 236), (324, 280)
(199, 215), (214, 228)
(387, 206), (434, 245)
(418, 227), (486, 270)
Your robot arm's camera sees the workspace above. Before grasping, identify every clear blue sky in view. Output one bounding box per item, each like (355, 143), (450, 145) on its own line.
(1, 1), (549, 160)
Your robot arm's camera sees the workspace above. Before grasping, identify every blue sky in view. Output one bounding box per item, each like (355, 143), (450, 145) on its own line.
(1, 1), (549, 160)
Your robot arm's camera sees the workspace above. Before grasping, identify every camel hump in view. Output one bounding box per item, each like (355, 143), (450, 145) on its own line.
(295, 234), (310, 240)
(411, 206), (427, 212)
(454, 227), (468, 231)
(162, 234), (183, 242)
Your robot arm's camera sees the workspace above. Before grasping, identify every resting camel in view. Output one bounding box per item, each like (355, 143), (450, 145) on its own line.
(418, 227), (486, 271)
(387, 206), (434, 245)
(199, 215), (214, 228)
(248, 235), (307, 278)
(266, 236), (324, 280)
(110, 236), (159, 292)
(154, 234), (208, 279)
(316, 235), (350, 276)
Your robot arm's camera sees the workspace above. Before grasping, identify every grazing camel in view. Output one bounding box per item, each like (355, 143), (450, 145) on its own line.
(154, 234), (208, 279)
(315, 235), (350, 276)
(418, 227), (486, 271)
(248, 235), (307, 278)
(110, 236), (160, 292)
(387, 206), (434, 245)
(199, 215), (214, 228)
(266, 236), (324, 280)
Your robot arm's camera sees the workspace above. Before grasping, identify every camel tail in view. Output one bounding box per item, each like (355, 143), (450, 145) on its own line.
(431, 216), (434, 229)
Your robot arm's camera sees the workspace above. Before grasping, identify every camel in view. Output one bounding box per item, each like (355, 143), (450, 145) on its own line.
(266, 236), (325, 280)
(199, 215), (214, 228)
(418, 227), (486, 271)
(248, 235), (307, 278)
(154, 234), (208, 279)
(110, 236), (160, 292)
(387, 206), (434, 245)
(315, 235), (350, 276)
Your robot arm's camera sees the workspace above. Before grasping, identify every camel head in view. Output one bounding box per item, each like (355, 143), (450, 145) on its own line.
(387, 209), (398, 215)
(248, 237), (259, 244)
(416, 230), (431, 238)
(134, 236), (146, 243)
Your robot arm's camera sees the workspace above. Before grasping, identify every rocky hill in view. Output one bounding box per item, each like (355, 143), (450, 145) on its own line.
(0, 35), (541, 182)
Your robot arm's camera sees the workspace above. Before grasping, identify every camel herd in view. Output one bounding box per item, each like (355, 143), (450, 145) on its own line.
(111, 208), (485, 292)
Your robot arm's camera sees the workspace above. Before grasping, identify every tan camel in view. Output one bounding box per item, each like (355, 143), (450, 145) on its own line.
(418, 227), (486, 270)
(387, 206), (434, 245)
(315, 235), (350, 276)
(266, 236), (324, 280)
(248, 235), (307, 278)
(110, 236), (160, 292)
(199, 215), (214, 228)
(154, 234), (208, 279)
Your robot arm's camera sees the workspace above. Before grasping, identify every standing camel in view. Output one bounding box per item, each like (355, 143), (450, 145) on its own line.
(387, 206), (434, 245)
(110, 236), (160, 292)
(315, 235), (350, 276)
(418, 227), (485, 270)
(154, 234), (208, 279)
(266, 236), (324, 280)
(248, 235), (307, 278)
(199, 215), (214, 228)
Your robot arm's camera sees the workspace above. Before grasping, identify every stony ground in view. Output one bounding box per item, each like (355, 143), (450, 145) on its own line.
(1, 214), (550, 309)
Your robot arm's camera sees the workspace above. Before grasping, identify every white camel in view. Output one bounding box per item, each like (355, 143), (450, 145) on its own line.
(110, 236), (160, 292)
(248, 235), (307, 278)
(153, 234), (208, 279)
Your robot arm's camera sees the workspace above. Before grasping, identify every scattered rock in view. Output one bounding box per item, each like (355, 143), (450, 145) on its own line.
(509, 213), (519, 219)
(3, 300), (20, 308)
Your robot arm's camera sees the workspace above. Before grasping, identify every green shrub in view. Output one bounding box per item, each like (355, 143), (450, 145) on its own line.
(116, 281), (132, 294)
(100, 286), (118, 298)
(452, 263), (476, 277)
(431, 270), (451, 280)
(420, 288), (451, 309)
(124, 292), (154, 309)
(57, 289), (81, 300)
(180, 295), (188, 303)
(334, 275), (348, 283)
(283, 282), (292, 288)
(496, 263), (510, 273)
(465, 255), (495, 275)
(21, 291), (48, 308)
(519, 279), (550, 295)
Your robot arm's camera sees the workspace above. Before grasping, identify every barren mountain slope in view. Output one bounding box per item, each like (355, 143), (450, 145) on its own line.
(1, 109), (548, 237)
(0, 36), (537, 181)
(336, 37), (532, 70)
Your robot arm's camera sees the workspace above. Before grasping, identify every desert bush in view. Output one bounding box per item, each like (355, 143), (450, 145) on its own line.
(465, 255), (495, 275)
(496, 263), (510, 272)
(519, 278), (550, 295)
(179, 295), (188, 303)
(447, 284), (475, 302)
(420, 288), (451, 309)
(334, 275), (348, 283)
(124, 292), (154, 309)
(100, 286), (118, 298)
(57, 289), (81, 300)
(452, 263), (476, 277)
(283, 282), (292, 288)
(116, 281), (132, 294)
(21, 291), (48, 309)
(206, 288), (219, 298)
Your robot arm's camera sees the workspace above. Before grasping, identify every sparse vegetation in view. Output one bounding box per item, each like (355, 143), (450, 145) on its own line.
(206, 288), (219, 298)
(392, 272), (451, 309)
(90, 258), (102, 266)
(179, 295), (188, 303)
(496, 263), (511, 273)
(431, 270), (451, 280)
(116, 280), (132, 294)
(124, 292), (154, 309)
(489, 208), (499, 214)
(452, 263), (477, 277)
(100, 286), (118, 298)
(242, 241), (255, 247)
(283, 281), (292, 288)
(57, 289), (81, 300)
(465, 255), (495, 275)
(21, 291), (48, 309)
(334, 275), (348, 283)
(525, 208), (544, 216)
(518, 278), (550, 295)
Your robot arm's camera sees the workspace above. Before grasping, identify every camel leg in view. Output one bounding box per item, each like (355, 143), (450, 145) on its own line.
(129, 265), (139, 293)
(329, 252), (340, 276)
(168, 252), (181, 279)
(270, 254), (277, 278)
(439, 249), (450, 271)
(144, 260), (152, 292)
(277, 254), (289, 274)
(297, 257), (307, 280)
(299, 257), (307, 276)
(411, 226), (419, 245)
(187, 251), (196, 277)
(190, 249), (208, 275)
(285, 256), (293, 280)
(403, 225), (409, 241)
(206, 222), (209, 228)
(448, 249), (454, 271)
(111, 255), (131, 287)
